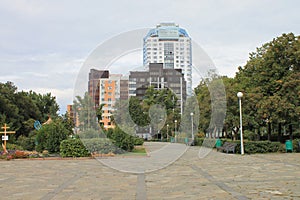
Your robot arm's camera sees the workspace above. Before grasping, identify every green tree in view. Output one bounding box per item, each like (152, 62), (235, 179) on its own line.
(0, 82), (21, 131)
(27, 91), (59, 121)
(0, 82), (60, 138)
(234, 33), (300, 140)
(73, 92), (99, 131)
(194, 74), (226, 138)
(142, 87), (180, 138)
(129, 97), (149, 126)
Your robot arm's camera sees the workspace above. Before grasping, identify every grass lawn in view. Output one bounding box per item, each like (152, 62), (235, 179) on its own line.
(118, 146), (147, 156)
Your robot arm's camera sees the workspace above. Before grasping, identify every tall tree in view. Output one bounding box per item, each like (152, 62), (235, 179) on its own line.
(235, 33), (300, 140)
(73, 92), (99, 131)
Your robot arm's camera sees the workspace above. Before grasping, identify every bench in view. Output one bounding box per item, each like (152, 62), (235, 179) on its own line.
(185, 138), (194, 146)
(187, 140), (194, 146)
(217, 142), (237, 154)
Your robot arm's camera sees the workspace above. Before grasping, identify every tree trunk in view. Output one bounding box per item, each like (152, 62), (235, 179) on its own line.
(278, 123), (282, 142)
(268, 123), (271, 141)
(289, 124), (293, 140)
(257, 128), (261, 141)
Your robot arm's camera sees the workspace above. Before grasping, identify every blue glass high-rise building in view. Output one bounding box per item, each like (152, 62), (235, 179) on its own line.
(143, 23), (192, 96)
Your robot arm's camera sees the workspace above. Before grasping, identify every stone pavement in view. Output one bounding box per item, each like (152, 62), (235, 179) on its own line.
(0, 142), (299, 199)
(99, 142), (188, 173)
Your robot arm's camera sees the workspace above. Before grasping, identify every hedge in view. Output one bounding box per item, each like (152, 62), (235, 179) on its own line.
(194, 138), (285, 154)
(82, 138), (124, 154)
(233, 141), (284, 154)
(292, 139), (300, 152)
(60, 138), (125, 157)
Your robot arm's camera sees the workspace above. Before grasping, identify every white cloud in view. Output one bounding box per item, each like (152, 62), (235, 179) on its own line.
(108, 51), (143, 76)
(0, 75), (21, 83)
(0, 0), (299, 113)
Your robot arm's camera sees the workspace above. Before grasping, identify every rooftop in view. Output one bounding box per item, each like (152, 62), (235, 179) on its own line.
(144, 22), (189, 40)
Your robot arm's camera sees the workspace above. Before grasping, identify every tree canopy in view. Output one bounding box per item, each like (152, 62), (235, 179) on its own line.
(0, 81), (59, 137)
(195, 33), (300, 141)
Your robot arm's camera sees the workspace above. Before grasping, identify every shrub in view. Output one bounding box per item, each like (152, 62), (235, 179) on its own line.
(82, 138), (124, 154)
(60, 139), (90, 157)
(6, 143), (23, 150)
(77, 129), (105, 139)
(36, 120), (69, 153)
(194, 137), (204, 146)
(194, 138), (216, 147)
(106, 127), (135, 152)
(292, 139), (300, 152)
(16, 134), (36, 151)
(134, 137), (144, 146)
(197, 132), (205, 138)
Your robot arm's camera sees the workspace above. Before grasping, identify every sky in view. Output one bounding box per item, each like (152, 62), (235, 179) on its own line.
(0, 0), (299, 114)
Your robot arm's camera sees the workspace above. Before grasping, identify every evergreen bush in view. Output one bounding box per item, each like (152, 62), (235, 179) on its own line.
(60, 139), (90, 157)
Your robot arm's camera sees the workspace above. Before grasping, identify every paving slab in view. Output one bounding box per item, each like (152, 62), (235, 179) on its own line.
(0, 142), (299, 199)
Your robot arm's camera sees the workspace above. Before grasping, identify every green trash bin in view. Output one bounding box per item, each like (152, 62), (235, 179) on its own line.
(170, 137), (175, 143)
(285, 140), (293, 152)
(184, 137), (189, 145)
(216, 139), (222, 148)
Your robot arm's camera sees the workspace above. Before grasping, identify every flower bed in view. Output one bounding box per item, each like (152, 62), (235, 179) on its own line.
(0, 150), (47, 160)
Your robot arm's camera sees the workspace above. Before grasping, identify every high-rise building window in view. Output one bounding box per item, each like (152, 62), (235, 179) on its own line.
(143, 23), (192, 96)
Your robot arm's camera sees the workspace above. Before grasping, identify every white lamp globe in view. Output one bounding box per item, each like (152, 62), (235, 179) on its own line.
(237, 92), (243, 98)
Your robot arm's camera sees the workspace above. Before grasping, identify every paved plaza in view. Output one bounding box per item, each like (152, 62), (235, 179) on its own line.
(0, 142), (299, 200)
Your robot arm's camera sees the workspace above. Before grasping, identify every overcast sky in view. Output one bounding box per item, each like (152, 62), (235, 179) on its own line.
(0, 0), (299, 114)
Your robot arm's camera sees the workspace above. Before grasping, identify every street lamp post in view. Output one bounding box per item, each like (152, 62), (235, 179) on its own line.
(190, 112), (194, 144)
(167, 124), (169, 142)
(237, 92), (244, 155)
(174, 120), (177, 143)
